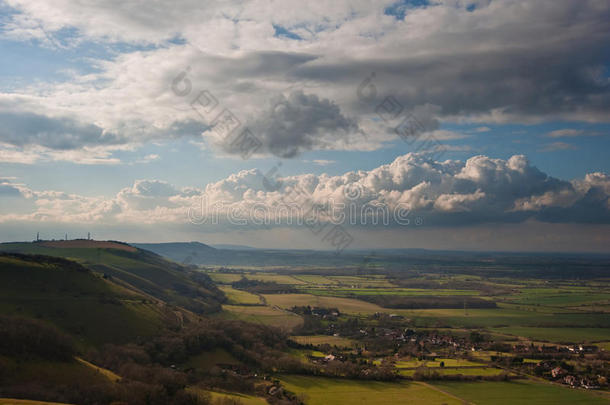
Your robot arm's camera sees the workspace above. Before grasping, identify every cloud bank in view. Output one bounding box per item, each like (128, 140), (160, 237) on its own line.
(1, 153), (608, 228)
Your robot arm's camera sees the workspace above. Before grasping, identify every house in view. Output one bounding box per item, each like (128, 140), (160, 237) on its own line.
(580, 379), (600, 390)
(563, 375), (577, 387)
(551, 367), (566, 378)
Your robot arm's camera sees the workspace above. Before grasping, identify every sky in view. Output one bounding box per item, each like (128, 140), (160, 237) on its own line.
(0, 0), (609, 252)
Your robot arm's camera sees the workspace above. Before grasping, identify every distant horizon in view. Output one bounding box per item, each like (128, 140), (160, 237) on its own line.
(3, 238), (610, 257)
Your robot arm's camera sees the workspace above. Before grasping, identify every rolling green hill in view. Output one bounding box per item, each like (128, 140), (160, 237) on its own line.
(0, 244), (230, 405)
(0, 253), (175, 345)
(0, 241), (225, 315)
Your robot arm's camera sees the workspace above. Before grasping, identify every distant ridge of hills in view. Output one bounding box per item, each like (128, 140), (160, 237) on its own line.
(212, 243), (258, 250)
(132, 241), (217, 263)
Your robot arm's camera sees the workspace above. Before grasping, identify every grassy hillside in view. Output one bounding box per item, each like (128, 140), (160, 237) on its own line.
(0, 241), (225, 314)
(0, 254), (172, 345)
(131, 241), (216, 264)
(0, 355), (116, 404)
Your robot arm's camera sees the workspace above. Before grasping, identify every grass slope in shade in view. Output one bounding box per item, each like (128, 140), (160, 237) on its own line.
(279, 375), (461, 405)
(182, 348), (242, 371)
(0, 242), (224, 314)
(0, 356), (116, 403)
(0, 254), (167, 345)
(432, 380), (609, 405)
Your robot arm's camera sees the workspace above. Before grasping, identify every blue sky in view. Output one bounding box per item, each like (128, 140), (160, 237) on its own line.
(0, 0), (609, 252)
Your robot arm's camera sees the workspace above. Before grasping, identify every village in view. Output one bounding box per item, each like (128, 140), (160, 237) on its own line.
(289, 305), (609, 390)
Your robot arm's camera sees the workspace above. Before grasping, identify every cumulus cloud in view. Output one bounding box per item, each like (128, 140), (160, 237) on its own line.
(0, 0), (608, 162)
(1, 153), (608, 227)
(212, 90), (364, 158)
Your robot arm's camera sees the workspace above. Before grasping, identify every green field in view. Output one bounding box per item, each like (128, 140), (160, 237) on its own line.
(393, 306), (610, 329)
(290, 335), (357, 348)
(220, 304), (303, 330)
(208, 391), (267, 405)
(292, 275), (339, 285)
(247, 273), (307, 285)
(262, 291), (610, 344)
(300, 287), (479, 297)
(432, 380), (610, 405)
(491, 326), (610, 343)
(505, 289), (610, 307)
(326, 275), (396, 287)
(188, 387), (267, 405)
(279, 375), (462, 405)
(263, 293), (383, 314)
(219, 286), (262, 305)
(207, 273), (244, 284)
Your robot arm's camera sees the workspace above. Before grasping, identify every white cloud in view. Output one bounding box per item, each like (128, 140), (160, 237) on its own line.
(0, 142), (124, 165)
(545, 129), (605, 138)
(307, 159), (336, 166)
(133, 154), (160, 164)
(546, 129), (585, 138)
(541, 141), (578, 152)
(472, 126), (491, 133)
(1, 152), (608, 227)
(0, 0), (608, 163)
